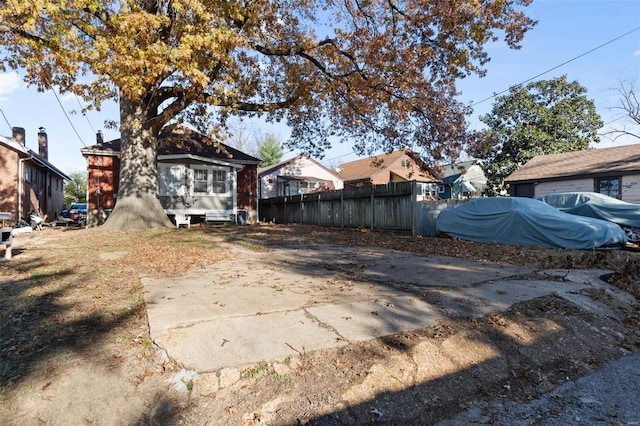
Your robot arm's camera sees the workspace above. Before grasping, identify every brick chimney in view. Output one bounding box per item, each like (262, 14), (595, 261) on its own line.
(96, 130), (104, 145)
(37, 127), (48, 160)
(12, 127), (25, 145)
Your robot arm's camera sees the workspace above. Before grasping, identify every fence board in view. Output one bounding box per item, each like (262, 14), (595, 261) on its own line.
(258, 181), (469, 235)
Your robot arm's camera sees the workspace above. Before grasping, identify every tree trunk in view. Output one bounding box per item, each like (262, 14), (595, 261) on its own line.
(101, 98), (174, 230)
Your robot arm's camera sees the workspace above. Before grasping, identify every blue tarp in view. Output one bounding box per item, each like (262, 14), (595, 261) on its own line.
(537, 192), (640, 229)
(436, 197), (627, 250)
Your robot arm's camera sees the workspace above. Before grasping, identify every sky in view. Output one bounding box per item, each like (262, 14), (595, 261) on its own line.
(0, 0), (638, 175)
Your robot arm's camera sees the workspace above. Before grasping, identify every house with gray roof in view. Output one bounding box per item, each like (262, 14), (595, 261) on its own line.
(438, 160), (487, 199)
(505, 144), (640, 204)
(81, 126), (261, 226)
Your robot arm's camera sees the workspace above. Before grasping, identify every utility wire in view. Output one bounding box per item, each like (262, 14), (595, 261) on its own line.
(51, 88), (87, 147)
(75, 94), (97, 133)
(601, 113), (629, 127)
(470, 26), (640, 107)
(0, 107), (12, 131)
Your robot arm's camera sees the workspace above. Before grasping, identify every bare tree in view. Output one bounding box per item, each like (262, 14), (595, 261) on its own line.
(603, 78), (640, 141)
(226, 120), (259, 157)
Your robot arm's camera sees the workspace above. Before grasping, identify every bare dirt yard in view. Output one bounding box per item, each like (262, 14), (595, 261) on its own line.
(1, 224), (639, 425)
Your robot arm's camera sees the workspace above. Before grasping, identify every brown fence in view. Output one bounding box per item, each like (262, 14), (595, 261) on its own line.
(258, 181), (468, 236)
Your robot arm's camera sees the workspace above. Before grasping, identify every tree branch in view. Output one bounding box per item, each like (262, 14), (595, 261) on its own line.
(216, 95), (299, 112)
(254, 39), (365, 81)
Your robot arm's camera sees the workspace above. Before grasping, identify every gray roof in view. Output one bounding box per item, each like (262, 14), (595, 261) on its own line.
(81, 126), (261, 165)
(505, 144), (640, 183)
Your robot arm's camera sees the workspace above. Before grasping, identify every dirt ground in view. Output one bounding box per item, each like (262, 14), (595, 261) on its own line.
(1, 224), (639, 425)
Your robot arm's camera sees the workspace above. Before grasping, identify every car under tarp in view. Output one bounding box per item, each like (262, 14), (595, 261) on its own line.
(436, 197), (627, 250)
(537, 192), (640, 228)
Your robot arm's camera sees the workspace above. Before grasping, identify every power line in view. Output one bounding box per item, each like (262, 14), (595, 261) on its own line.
(0, 107), (11, 131)
(601, 112), (630, 127)
(470, 26), (640, 107)
(75, 94), (97, 133)
(51, 88), (87, 147)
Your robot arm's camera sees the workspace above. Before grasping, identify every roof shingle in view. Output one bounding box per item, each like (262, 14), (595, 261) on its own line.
(505, 144), (640, 183)
(82, 126), (261, 164)
(337, 150), (439, 182)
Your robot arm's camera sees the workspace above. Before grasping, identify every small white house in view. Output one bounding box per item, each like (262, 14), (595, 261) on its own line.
(258, 155), (343, 198)
(439, 161), (487, 199)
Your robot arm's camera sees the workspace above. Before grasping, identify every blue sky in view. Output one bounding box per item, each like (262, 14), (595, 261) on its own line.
(0, 0), (638, 175)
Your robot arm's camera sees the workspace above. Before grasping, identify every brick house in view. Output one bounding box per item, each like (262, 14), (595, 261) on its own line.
(336, 149), (440, 188)
(80, 126), (261, 226)
(0, 127), (69, 224)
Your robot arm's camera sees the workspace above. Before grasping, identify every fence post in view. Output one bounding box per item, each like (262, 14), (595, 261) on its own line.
(341, 190), (344, 228)
(411, 180), (417, 236)
(370, 185), (374, 230)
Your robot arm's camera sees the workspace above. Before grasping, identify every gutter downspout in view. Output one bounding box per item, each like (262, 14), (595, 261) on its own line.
(18, 157), (26, 222)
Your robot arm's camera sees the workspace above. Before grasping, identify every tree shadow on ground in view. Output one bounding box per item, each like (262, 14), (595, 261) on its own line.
(0, 252), (142, 389)
(305, 296), (639, 425)
(136, 224), (640, 425)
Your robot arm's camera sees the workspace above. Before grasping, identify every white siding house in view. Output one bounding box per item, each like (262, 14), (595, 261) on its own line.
(258, 155), (343, 199)
(505, 144), (640, 204)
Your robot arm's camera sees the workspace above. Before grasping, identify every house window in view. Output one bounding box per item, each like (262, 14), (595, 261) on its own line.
(193, 169), (209, 194)
(401, 160), (411, 168)
(212, 170), (227, 193)
(25, 167), (30, 182)
(438, 185), (445, 194)
(47, 175), (52, 197)
(191, 166), (228, 195)
(158, 164), (187, 196)
(596, 177), (621, 199)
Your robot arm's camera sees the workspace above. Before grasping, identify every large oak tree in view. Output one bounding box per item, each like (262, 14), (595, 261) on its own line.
(0, 0), (535, 229)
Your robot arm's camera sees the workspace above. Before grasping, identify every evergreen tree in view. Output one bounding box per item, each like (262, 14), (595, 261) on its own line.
(470, 76), (603, 195)
(258, 135), (284, 167)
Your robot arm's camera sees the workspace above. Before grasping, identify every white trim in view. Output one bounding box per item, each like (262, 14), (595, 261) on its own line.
(158, 154), (242, 169)
(190, 164), (231, 195)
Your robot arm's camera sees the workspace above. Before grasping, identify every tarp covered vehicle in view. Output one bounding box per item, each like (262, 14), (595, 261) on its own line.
(436, 197), (627, 250)
(538, 192), (640, 243)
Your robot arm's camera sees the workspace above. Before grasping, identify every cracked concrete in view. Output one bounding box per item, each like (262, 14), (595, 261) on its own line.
(142, 243), (628, 375)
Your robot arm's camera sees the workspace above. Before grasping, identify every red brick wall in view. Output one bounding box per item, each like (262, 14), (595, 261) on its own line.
(237, 165), (258, 212)
(87, 155), (120, 225)
(0, 146), (19, 218)
(86, 155), (258, 224)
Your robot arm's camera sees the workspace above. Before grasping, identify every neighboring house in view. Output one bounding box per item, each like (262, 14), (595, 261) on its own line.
(80, 126), (261, 226)
(505, 144), (640, 204)
(0, 127), (69, 223)
(258, 155), (343, 198)
(336, 150), (440, 190)
(438, 161), (487, 199)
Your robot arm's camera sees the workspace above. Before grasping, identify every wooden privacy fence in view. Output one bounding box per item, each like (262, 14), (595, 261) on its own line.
(258, 181), (468, 236)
